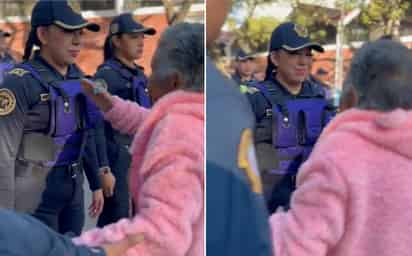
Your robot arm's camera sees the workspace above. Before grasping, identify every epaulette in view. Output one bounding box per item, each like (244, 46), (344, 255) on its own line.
(7, 68), (29, 77)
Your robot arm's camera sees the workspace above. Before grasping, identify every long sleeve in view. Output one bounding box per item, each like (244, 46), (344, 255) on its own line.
(82, 128), (101, 191)
(74, 158), (203, 256)
(104, 96), (150, 136)
(74, 111), (204, 256)
(0, 75), (30, 209)
(0, 209), (106, 256)
(270, 155), (347, 256)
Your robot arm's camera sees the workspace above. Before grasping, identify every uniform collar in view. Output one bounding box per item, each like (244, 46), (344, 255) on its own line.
(112, 57), (141, 76)
(267, 74), (324, 98)
(32, 50), (82, 80)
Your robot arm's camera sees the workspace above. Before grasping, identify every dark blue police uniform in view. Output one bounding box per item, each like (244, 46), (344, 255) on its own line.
(247, 22), (336, 213)
(94, 13), (155, 227)
(207, 58), (272, 256)
(0, 30), (15, 83)
(231, 49), (257, 94)
(0, 0), (102, 235)
(0, 209), (106, 256)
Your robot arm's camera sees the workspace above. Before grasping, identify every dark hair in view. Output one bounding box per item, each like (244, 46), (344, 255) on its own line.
(346, 39), (412, 111)
(155, 22), (204, 92)
(23, 28), (41, 61)
(103, 35), (113, 60)
(264, 54), (276, 81)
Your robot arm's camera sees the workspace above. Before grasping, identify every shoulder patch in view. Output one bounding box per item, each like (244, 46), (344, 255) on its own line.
(0, 88), (16, 116)
(247, 87), (260, 94)
(237, 128), (263, 194)
(8, 68), (29, 77)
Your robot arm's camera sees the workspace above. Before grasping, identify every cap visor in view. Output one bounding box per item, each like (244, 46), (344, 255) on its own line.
(282, 42), (324, 53)
(54, 20), (100, 32)
(130, 27), (156, 36)
(237, 56), (255, 61)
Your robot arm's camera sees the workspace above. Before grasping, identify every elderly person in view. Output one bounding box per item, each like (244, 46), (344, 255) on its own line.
(269, 39), (412, 256)
(74, 22), (204, 256)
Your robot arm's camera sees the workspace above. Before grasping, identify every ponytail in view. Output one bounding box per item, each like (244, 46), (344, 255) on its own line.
(103, 35), (114, 61)
(23, 28), (41, 61)
(264, 54), (276, 81)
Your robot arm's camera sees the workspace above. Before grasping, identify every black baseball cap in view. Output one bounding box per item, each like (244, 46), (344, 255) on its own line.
(235, 49), (255, 61)
(0, 30), (11, 37)
(109, 13), (156, 36)
(30, 0), (100, 32)
(270, 22), (324, 52)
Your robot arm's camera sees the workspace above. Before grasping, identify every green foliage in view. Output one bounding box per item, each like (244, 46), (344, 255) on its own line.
(232, 16), (280, 53)
(360, 0), (410, 35)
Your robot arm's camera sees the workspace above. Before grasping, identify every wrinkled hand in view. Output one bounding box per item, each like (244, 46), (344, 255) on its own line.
(89, 189), (104, 218)
(102, 234), (144, 256)
(81, 78), (114, 112)
(100, 167), (116, 197)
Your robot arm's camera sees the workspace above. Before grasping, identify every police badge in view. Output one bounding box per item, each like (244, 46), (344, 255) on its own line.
(294, 24), (308, 38)
(0, 88), (16, 116)
(67, 0), (81, 14)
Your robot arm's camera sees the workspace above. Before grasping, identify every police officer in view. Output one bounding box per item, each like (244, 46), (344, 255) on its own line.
(0, 0), (105, 235)
(231, 49), (257, 93)
(0, 29), (15, 82)
(247, 22), (335, 212)
(94, 13), (155, 227)
(206, 0), (272, 255)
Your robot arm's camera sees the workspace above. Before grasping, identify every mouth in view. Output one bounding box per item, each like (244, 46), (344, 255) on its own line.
(69, 50), (80, 58)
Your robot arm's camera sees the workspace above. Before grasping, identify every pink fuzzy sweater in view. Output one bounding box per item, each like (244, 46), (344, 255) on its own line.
(73, 90), (204, 256)
(270, 108), (412, 256)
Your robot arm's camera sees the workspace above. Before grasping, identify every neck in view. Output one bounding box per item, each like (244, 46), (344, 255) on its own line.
(115, 52), (135, 69)
(276, 73), (302, 95)
(40, 49), (68, 76)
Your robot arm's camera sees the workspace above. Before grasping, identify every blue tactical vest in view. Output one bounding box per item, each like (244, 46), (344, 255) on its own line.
(101, 60), (151, 108)
(253, 82), (334, 175)
(19, 63), (102, 166)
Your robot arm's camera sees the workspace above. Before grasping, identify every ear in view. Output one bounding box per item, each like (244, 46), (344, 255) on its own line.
(111, 35), (121, 49)
(339, 86), (358, 112)
(36, 26), (48, 46)
(270, 51), (279, 67)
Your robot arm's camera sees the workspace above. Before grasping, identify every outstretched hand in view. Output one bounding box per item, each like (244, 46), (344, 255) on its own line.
(81, 78), (114, 112)
(101, 234), (144, 256)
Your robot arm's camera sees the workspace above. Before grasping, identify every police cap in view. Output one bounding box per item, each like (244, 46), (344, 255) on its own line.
(30, 0), (100, 32)
(270, 22), (324, 53)
(109, 13), (156, 36)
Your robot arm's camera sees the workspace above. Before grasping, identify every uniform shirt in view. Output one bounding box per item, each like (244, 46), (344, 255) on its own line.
(246, 75), (330, 202)
(247, 76), (326, 143)
(0, 52), (101, 198)
(93, 58), (148, 164)
(0, 51), (16, 64)
(206, 58), (272, 256)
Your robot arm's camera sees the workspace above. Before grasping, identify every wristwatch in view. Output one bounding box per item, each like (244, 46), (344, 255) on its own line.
(99, 166), (111, 175)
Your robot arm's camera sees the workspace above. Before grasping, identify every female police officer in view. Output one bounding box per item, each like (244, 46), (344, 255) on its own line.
(93, 13), (155, 227)
(247, 22), (335, 212)
(0, 0), (106, 235)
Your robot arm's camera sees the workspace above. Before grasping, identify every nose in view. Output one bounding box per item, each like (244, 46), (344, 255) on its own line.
(72, 31), (82, 46)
